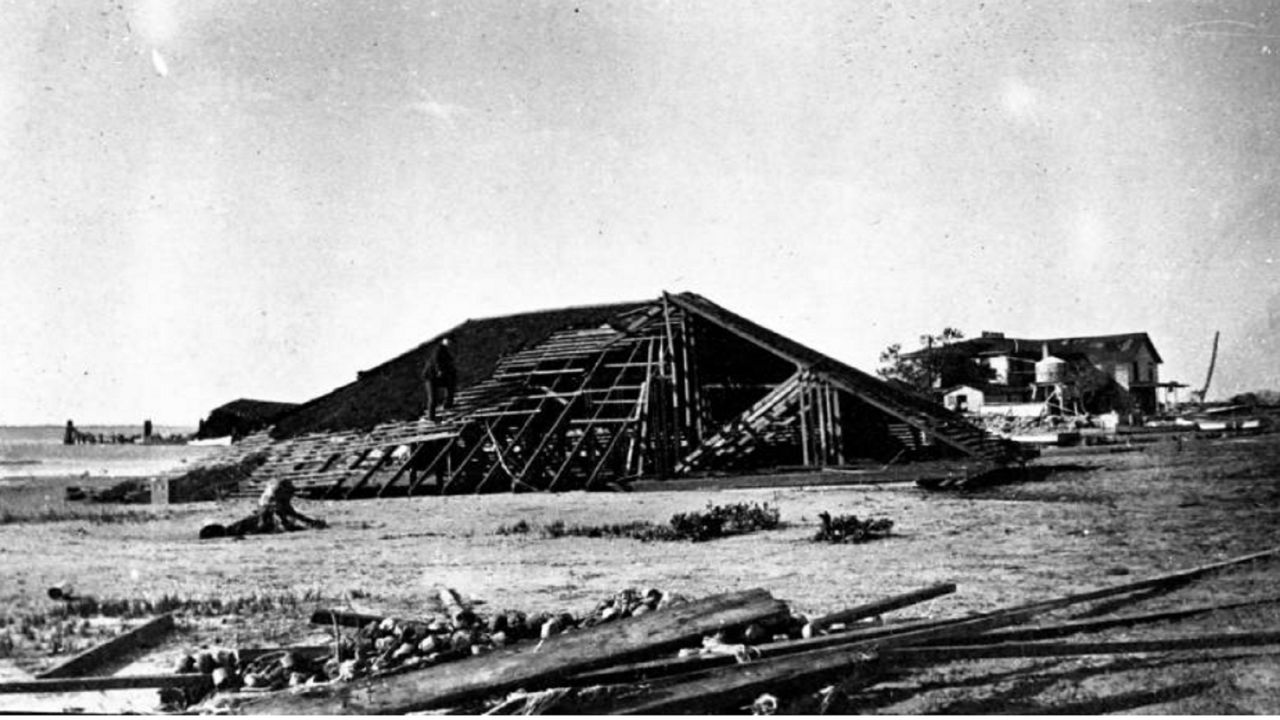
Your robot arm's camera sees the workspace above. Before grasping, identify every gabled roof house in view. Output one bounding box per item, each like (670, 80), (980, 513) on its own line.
(211, 293), (1030, 497)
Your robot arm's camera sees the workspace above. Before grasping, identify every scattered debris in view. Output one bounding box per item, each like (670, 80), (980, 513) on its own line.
(5, 548), (1280, 714)
(64, 479), (150, 504)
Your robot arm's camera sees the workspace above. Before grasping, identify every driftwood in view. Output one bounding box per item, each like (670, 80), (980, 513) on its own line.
(37, 614), (175, 679)
(231, 588), (789, 714)
(0, 673), (210, 694)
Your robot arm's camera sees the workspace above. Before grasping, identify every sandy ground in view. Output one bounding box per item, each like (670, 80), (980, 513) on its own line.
(1, 432), (1279, 713)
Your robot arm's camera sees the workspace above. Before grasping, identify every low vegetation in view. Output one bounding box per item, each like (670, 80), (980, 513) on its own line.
(812, 511), (894, 543)
(0, 588), (329, 660)
(497, 501), (782, 542)
(0, 505), (176, 526)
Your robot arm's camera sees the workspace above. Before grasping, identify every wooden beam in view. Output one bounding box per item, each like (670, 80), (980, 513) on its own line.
(887, 630), (1280, 663)
(831, 386), (845, 464)
(810, 582), (957, 632)
(510, 350), (616, 490)
(607, 607), (1044, 715)
(0, 673), (211, 694)
(341, 450), (391, 499)
(441, 424), (494, 494)
(798, 376), (811, 467)
(232, 589), (789, 715)
(565, 559), (1280, 691)
(584, 418), (636, 490)
(37, 614), (175, 679)
(401, 435), (460, 496)
(547, 340), (648, 491)
(473, 358), (582, 493)
(308, 609), (434, 636)
(935, 594), (1280, 646)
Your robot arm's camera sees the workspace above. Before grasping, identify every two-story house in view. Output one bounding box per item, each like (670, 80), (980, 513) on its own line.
(905, 331), (1165, 415)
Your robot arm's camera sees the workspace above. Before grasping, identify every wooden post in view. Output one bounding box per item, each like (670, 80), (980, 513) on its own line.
(830, 386), (845, 464)
(798, 373), (811, 467)
(818, 381), (831, 465)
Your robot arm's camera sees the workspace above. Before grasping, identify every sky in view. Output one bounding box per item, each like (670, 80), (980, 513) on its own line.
(2, 0), (1279, 425)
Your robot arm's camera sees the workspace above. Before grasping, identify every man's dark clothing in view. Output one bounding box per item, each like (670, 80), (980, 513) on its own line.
(422, 342), (457, 419)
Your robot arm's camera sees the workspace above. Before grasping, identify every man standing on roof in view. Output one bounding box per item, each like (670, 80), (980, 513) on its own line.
(422, 336), (457, 422)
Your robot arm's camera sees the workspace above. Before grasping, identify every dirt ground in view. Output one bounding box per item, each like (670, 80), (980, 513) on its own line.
(2, 432), (1279, 713)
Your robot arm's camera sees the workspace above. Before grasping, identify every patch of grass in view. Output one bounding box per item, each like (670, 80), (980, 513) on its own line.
(0, 588), (331, 660)
(495, 519), (532, 536)
(499, 502), (782, 543)
(0, 505), (177, 525)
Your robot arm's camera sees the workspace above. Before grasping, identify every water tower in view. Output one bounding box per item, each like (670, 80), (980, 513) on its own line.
(1034, 344), (1077, 415)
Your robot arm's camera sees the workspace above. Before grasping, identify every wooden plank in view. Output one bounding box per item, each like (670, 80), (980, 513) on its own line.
(810, 582), (957, 632)
(401, 436), (459, 496)
(607, 608), (1041, 715)
(0, 673), (211, 694)
(37, 614), (175, 679)
(935, 594), (1280, 646)
(567, 567), (1280, 690)
(237, 646), (331, 664)
(887, 629), (1280, 663)
(340, 450), (391, 499)
(233, 589), (789, 715)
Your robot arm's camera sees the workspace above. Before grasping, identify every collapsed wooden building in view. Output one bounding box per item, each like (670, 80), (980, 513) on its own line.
(218, 293), (1031, 498)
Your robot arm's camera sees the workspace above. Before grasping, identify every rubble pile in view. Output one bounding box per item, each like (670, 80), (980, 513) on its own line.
(180, 586), (806, 694)
(974, 413), (1101, 437)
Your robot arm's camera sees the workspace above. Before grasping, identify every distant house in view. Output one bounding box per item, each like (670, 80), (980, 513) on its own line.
(941, 384), (1039, 415)
(197, 399), (299, 440)
(908, 331), (1168, 415)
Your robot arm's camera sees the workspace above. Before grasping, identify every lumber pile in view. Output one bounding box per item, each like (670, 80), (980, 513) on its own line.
(195, 547), (1280, 715)
(7, 548), (1280, 714)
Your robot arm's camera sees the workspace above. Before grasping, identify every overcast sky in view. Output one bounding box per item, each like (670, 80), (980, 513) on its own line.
(2, 0), (1278, 425)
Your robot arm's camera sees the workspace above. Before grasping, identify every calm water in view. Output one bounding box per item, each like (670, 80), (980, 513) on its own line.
(0, 425), (195, 445)
(0, 426), (213, 479)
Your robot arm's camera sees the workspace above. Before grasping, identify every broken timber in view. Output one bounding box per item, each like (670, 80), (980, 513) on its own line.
(37, 614), (175, 679)
(0, 673), (211, 695)
(809, 582), (956, 632)
(568, 549), (1280, 689)
(231, 588), (789, 714)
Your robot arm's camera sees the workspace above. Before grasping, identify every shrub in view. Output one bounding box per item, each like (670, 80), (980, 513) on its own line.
(496, 502), (782, 543)
(812, 511), (894, 544)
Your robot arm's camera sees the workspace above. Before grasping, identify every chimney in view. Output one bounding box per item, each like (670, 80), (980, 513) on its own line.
(1042, 342), (1050, 359)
